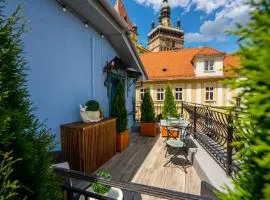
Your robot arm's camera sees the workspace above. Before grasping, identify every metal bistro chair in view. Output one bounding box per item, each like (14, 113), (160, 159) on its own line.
(164, 117), (181, 143)
(164, 121), (191, 173)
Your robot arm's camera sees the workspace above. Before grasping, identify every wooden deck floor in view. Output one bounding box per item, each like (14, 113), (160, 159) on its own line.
(96, 132), (201, 199)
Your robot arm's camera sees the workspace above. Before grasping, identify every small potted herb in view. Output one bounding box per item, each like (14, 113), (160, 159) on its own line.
(85, 172), (123, 200)
(85, 100), (101, 121)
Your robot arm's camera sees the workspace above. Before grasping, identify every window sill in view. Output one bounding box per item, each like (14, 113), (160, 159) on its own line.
(205, 100), (215, 103)
(204, 70), (215, 73)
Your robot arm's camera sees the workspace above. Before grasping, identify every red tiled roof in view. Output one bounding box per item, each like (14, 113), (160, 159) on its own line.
(114, 0), (132, 29)
(140, 47), (241, 80)
(224, 55), (241, 77)
(196, 46), (225, 56)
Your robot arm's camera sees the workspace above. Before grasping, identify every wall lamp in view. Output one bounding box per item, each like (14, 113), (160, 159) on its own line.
(100, 33), (104, 39)
(62, 5), (67, 12)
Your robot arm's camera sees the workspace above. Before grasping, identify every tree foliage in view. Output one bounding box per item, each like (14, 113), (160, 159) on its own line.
(0, 152), (20, 200)
(141, 88), (155, 123)
(218, 0), (270, 199)
(162, 84), (179, 119)
(111, 80), (128, 133)
(0, 1), (62, 199)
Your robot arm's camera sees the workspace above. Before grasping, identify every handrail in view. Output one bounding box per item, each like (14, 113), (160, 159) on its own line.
(54, 167), (213, 200)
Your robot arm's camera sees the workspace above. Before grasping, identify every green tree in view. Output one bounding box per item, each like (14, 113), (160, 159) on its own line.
(0, 2), (62, 199)
(111, 81), (128, 132)
(162, 84), (179, 119)
(141, 88), (155, 122)
(0, 152), (20, 200)
(218, 0), (270, 199)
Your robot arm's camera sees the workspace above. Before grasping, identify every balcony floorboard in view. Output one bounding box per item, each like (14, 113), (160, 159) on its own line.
(96, 132), (201, 199)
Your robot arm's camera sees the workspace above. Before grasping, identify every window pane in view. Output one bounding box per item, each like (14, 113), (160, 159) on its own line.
(206, 92), (209, 100)
(210, 61), (214, 70)
(204, 61), (208, 71)
(210, 92), (213, 100)
(180, 93), (182, 100)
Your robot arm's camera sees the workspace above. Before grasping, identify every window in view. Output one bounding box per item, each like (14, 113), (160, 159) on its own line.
(205, 87), (214, 101)
(140, 88), (146, 101)
(156, 88), (164, 101)
(175, 88), (183, 101)
(204, 60), (214, 71)
(236, 97), (241, 107)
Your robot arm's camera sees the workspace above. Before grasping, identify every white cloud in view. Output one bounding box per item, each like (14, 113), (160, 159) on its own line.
(133, 0), (251, 43)
(186, 0), (250, 43)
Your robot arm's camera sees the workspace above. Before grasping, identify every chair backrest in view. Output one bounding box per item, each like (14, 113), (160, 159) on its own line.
(180, 122), (190, 141)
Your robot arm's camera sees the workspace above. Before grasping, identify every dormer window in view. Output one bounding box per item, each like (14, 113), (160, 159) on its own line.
(204, 60), (214, 72)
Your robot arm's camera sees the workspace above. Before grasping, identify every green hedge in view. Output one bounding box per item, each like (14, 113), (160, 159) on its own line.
(111, 81), (128, 133)
(141, 88), (155, 123)
(162, 84), (179, 119)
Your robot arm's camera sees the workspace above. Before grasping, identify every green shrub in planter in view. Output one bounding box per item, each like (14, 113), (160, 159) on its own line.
(111, 81), (128, 133)
(141, 88), (155, 123)
(92, 172), (111, 194)
(86, 100), (100, 111)
(162, 84), (179, 119)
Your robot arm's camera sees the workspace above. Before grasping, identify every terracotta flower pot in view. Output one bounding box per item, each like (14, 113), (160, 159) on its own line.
(141, 122), (157, 137)
(116, 129), (130, 152)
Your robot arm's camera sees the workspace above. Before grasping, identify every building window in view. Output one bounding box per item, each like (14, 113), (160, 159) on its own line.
(140, 88), (146, 101)
(156, 88), (164, 101)
(205, 87), (214, 101)
(175, 88), (183, 101)
(236, 97), (241, 107)
(204, 60), (214, 72)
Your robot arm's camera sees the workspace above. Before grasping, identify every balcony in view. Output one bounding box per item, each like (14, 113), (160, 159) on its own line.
(54, 101), (240, 200)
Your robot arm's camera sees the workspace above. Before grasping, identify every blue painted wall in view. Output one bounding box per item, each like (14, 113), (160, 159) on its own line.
(6, 0), (135, 147)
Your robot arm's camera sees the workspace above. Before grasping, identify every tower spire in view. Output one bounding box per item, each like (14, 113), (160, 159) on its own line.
(159, 0), (171, 27)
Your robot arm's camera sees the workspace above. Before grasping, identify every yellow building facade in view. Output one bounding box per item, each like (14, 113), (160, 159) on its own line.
(135, 47), (241, 116)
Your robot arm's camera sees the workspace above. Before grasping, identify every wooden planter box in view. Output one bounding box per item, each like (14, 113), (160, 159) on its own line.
(61, 119), (116, 173)
(161, 126), (179, 138)
(116, 129), (130, 152)
(141, 123), (157, 137)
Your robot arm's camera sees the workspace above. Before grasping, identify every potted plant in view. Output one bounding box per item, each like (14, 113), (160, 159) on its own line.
(111, 81), (129, 152)
(83, 172), (123, 200)
(140, 88), (156, 137)
(162, 84), (179, 119)
(161, 84), (179, 137)
(85, 100), (101, 121)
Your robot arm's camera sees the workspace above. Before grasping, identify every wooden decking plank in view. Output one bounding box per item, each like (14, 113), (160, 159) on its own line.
(96, 133), (202, 197)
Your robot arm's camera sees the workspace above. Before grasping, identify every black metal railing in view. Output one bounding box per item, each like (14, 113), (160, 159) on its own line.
(181, 101), (239, 175)
(54, 167), (213, 200)
(135, 101), (240, 175)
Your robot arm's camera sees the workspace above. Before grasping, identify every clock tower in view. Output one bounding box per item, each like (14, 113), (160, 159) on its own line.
(148, 0), (184, 52)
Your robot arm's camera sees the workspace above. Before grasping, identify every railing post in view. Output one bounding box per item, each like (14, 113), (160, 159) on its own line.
(226, 113), (233, 175)
(193, 105), (197, 139)
(181, 101), (184, 117)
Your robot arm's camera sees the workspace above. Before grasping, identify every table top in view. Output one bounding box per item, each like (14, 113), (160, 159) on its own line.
(160, 119), (189, 127)
(166, 140), (184, 148)
(61, 118), (116, 129)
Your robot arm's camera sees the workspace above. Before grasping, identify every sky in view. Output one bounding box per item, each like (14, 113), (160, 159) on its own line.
(109, 0), (251, 53)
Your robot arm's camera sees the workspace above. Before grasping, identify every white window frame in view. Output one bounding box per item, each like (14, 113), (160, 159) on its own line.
(205, 86), (214, 101)
(140, 88), (146, 101)
(175, 88), (183, 101)
(204, 60), (214, 72)
(156, 88), (164, 101)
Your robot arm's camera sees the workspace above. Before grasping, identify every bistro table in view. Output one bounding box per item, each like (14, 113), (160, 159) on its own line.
(160, 119), (190, 141)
